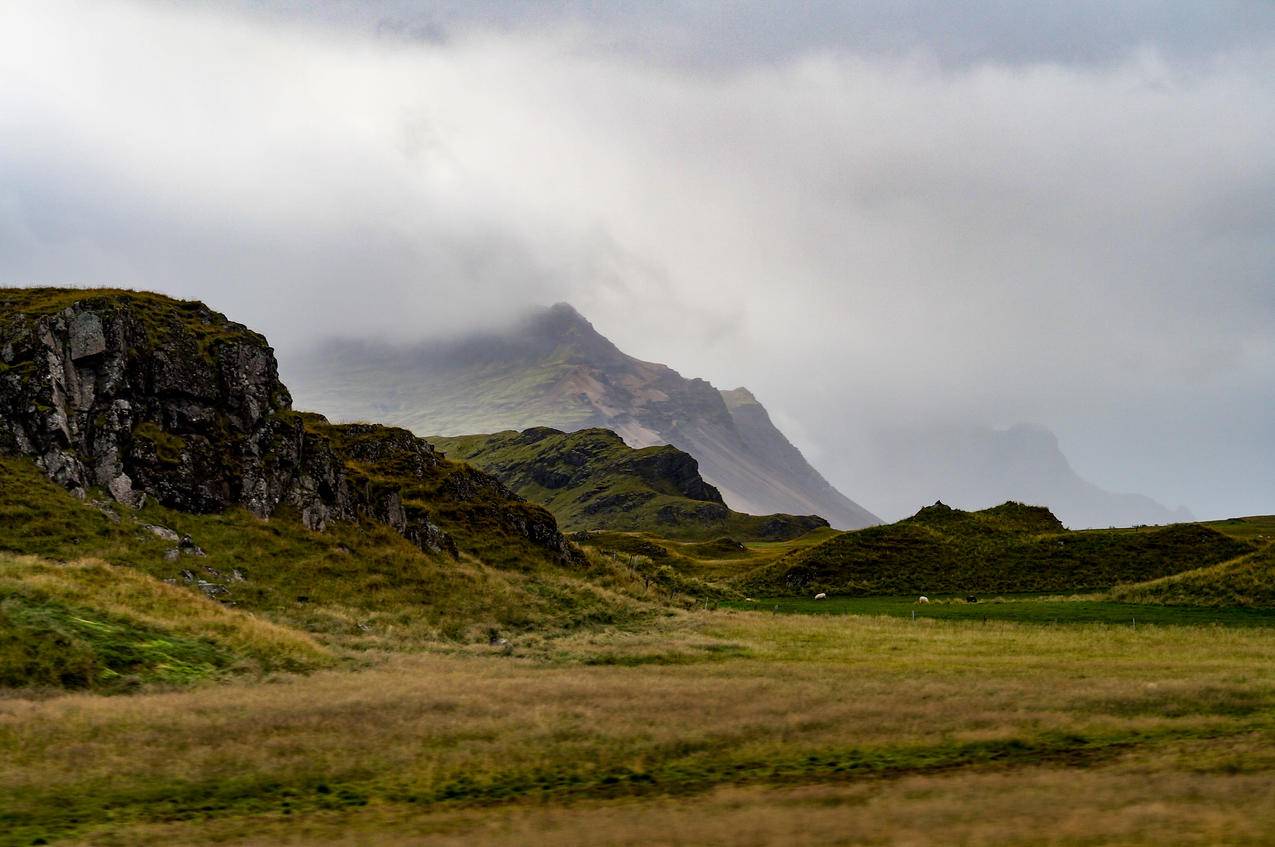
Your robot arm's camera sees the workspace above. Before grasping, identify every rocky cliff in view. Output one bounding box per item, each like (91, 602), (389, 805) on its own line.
(287, 303), (880, 529)
(0, 288), (577, 565)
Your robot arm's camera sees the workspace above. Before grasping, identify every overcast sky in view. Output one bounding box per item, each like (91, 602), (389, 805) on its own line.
(2, 0), (1272, 520)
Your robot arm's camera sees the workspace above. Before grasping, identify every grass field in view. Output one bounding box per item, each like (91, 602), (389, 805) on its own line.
(3, 443), (1274, 844)
(725, 594), (1275, 627)
(3, 608), (1275, 846)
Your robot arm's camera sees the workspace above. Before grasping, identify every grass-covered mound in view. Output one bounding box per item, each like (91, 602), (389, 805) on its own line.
(431, 427), (828, 541)
(0, 554), (330, 691)
(740, 501), (1253, 596)
(1110, 542), (1275, 608)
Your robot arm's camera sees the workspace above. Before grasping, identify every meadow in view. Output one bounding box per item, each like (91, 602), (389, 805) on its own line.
(4, 606), (1274, 846)
(4, 454), (1275, 845)
(727, 594), (1275, 627)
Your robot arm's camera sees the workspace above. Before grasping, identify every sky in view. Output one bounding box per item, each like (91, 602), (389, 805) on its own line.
(1, 0), (1272, 520)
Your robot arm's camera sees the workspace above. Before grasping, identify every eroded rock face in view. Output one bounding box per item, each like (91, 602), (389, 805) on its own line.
(0, 295), (287, 512)
(0, 291), (576, 564)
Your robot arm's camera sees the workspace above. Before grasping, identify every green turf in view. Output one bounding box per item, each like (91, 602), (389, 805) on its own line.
(725, 594), (1275, 627)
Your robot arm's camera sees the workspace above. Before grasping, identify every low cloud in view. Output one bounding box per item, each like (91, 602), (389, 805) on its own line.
(2, 0), (1272, 519)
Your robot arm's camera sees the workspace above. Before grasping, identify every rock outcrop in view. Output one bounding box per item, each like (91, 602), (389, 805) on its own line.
(0, 288), (577, 564)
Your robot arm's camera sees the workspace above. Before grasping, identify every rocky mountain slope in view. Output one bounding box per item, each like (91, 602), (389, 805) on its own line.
(740, 500), (1250, 597)
(847, 423), (1192, 529)
(0, 288), (578, 567)
(286, 303), (879, 529)
(432, 427), (828, 540)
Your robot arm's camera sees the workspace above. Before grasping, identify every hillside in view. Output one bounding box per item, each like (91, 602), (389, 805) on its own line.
(0, 288), (702, 690)
(844, 423), (1192, 529)
(0, 551), (331, 691)
(0, 287), (578, 569)
(740, 501), (1252, 596)
(1110, 538), (1275, 608)
(431, 427), (828, 540)
(284, 303), (879, 529)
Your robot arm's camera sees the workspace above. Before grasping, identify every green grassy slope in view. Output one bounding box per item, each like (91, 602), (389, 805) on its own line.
(1, 553), (331, 692)
(431, 428), (828, 541)
(740, 501), (1254, 596)
(726, 594), (1275, 627)
(1110, 541), (1275, 608)
(0, 454), (654, 660)
(1202, 514), (1275, 544)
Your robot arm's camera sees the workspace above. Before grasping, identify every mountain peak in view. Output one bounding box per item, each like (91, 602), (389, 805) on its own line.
(288, 303), (880, 529)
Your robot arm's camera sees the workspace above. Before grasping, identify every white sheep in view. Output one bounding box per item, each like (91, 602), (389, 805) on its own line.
(917, 596), (930, 604)
(814, 592), (827, 600)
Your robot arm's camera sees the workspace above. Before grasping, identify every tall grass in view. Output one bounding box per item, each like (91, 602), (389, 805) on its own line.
(3, 610), (1273, 845)
(0, 554), (330, 691)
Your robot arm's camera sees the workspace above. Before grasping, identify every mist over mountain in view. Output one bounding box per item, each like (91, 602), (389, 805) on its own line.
(3, 1), (1273, 523)
(286, 304), (879, 529)
(852, 423), (1192, 529)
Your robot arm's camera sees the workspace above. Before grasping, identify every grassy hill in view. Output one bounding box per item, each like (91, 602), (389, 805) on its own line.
(431, 427), (828, 541)
(0, 449), (657, 663)
(1110, 541), (1275, 608)
(739, 501), (1253, 596)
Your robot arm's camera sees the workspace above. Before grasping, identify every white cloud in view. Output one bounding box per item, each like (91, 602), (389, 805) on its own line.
(1, 0), (1272, 518)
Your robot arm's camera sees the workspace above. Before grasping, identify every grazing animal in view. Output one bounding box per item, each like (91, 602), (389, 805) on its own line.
(917, 596), (930, 604)
(814, 592), (827, 600)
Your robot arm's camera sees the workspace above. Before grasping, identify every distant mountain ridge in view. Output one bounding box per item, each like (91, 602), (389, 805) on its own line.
(853, 423), (1192, 529)
(287, 303), (879, 529)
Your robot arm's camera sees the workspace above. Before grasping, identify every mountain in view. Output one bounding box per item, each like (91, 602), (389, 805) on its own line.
(739, 500), (1250, 597)
(846, 423), (1192, 529)
(285, 303), (879, 529)
(431, 427), (829, 540)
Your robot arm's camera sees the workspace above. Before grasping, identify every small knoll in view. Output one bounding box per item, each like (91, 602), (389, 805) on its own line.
(1111, 541), (1275, 608)
(739, 501), (1253, 596)
(431, 427), (829, 541)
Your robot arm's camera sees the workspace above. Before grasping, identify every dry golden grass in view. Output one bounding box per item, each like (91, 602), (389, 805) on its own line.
(84, 745), (1275, 847)
(4, 610), (1274, 845)
(0, 554), (331, 673)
